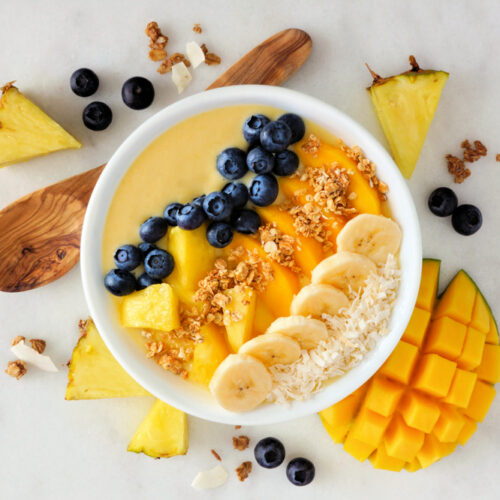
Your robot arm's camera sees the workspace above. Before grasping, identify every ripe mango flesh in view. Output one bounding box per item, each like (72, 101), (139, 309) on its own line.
(319, 260), (498, 471)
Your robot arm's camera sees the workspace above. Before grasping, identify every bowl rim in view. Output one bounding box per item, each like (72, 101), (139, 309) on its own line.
(81, 84), (421, 425)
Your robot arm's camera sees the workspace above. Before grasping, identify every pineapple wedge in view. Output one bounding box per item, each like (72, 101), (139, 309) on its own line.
(367, 56), (449, 178)
(0, 82), (81, 167)
(128, 399), (188, 458)
(66, 319), (150, 399)
(223, 287), (257, 352)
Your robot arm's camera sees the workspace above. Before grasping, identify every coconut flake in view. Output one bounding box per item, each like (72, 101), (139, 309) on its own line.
(11, 341), (58, 372)
(172, 62), (192, 94)
(191, 464), (228, 491)
(186, 41), (205, 68)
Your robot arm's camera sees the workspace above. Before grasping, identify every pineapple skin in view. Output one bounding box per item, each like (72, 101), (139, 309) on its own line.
(0, 85), (81, 167)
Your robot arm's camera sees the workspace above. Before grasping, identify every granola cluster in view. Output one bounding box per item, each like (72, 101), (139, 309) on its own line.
(235, 461), (252, 482)
(5, 360), (27, 380)
(259, 223), (299, 272)
(287, 202), (333, 251)
(446, 154), (470, 184)
(446, 139), (488, 183)
(232, 435), (250, 451)
(145, 21), (169, 65)
(462, 139), (487, 163)
(193, 23), (202, 34)
(200, 44), (221, 65)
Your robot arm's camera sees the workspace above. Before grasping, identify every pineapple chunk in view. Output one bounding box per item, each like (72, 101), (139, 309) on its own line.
(223, 287), (257, 352)
(66, 319), (149, 399)
(121, 284), (180, 332)
(0, 83), (81, 167)
(127, 399), (188, 458)
(367, 57), (448, 178)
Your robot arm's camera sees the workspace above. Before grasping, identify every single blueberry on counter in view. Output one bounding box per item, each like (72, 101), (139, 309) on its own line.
(136, 273), (162, 290)
(247, 146), (275, 174)
(203, 191), (233, 221)
(217, 147), (248, 179)
(121, 76), (155, 110)
(138, 242), (157, 259)
(254, 437), (285, 469)
(222, 182), (249, 209)
(113, 244), (142, 271)
(83, 101), (112, 131)
(206, 221), (234, 248)
(232, 209), (261, 234)
(104, 269), (136, 296)
(176, 203), (205, 230)
(452, 204), (482, 235)
(273, 149), (299, 176)
(70, 68), (99, 97)
(139, 217), (168, 243)
(144, 248), (174, 279)
(260, 120), (292, 153)
(243, 114), (270, 145)
(286, 458), (315, 486)
(428, 187), (458, 217)
(278, 113), (305, 143)
(249, 174), (279, 206)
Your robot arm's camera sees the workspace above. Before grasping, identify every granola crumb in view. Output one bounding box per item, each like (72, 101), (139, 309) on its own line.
(157, 59), (173, 74)
(201, 44), (221, 65)
(170, 52), (191, 67)
(301, 134), (321, 155)
(11, 335), (25, 346)
(234, 425), (242, 429)
(149, 49), (167, 61)
(233, 435), (250, 451)
(286, 202), (332, 251)
(461, 139), (487, 163)
(211, 449), (222, 461)
(235, 461), (252, 482)
(446, 154), (470, 183)
(29, 338), (46, 354)
(193, 23), (202, 34)
(259, 223), (299, 272)
(496, 154), (500, 162)
(5, 360), (27, 380)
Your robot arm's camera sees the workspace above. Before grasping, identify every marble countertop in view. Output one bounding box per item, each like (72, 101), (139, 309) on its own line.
(0, 1), (498, 498)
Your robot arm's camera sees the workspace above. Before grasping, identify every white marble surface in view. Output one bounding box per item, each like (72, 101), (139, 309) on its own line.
(0, 1), (499, 498)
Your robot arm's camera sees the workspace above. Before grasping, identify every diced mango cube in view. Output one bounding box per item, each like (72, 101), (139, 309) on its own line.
(384, 415), (425, 462)
(442, 368), (477, 408)
(404, 456), (422, 472)
(417, 433), (455, 468)
(457, 416), (477, 445)
(457, 327), (486, 371)
(402, 307), (431, 348)
(319, 384), (366, 428)
(343, 432), (376, 462)
(379, 341), (419, 385)
(412, 354), (456, 398)
(120, 284), (180, 332)
(470, 292), (491, 334)
(433, 405), (465, 442)
(463, 379), (496, 422)
(364, 377), (404, 417)
(476, 343), (500, 384)
(399, 391), (440, 433)
(223, 287), (257, 352)
(433, 271), (476, 324)
(424, 316), (467, 360)
(370, 442), (405, 471)
(319, 416), (350, 444)
(350, 407), (392, 447)
(486, 318), (499, 345)
(415, 259), (440, 311)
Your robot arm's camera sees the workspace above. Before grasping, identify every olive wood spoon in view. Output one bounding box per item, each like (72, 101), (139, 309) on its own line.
(0, 28), (312, 292)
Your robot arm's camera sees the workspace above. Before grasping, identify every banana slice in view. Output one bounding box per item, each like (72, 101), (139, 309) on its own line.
(311, 251), (377, 293)
(239, 333), (301, 366)
(336, 214), (401, 265)
(267, 316), (328, 350)
(209, 354), (272, 412)
(290, 284), (350, 317)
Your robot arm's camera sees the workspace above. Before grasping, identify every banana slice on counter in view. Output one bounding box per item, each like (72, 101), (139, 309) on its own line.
(267, 315), (328, 350)
(209, 354), (272, 412)
(239, 333), (301, 366)
(290, 283), (350, 317)
(311, 251), (377, 293)
(336, 214), (402, 265)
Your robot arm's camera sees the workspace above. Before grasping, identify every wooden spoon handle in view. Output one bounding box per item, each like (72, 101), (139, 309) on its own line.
(0, 28), (311, 293)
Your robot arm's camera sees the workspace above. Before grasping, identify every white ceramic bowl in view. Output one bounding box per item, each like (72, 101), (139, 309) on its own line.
(81, 85), (421, 425)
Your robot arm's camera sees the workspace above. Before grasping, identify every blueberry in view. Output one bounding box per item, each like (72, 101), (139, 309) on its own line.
(113, 244), (142, 271)
(177, 203), (205, 230)
(254, 437), (285, 469)
(203, 191), (233, 221)
(136, 273), (162, 290)
(217, 148), (248, 179)
(278, 113), (305, 144)
(274, 150), (299, 176)
(104, 269), (136, 296)
(428, 187), (458, 217)
(247, 146), (275, 174)
(206, 222), (234, 248)
(222, 182), (249, 209)
(139, 217), (168, 243)
(138, 242), (157, 259)
(243, 114), (271, 145)
(232, 209), (261, 234)
(260, 121), (292, 153)
(121, 77), (155, 110)
(192, 195), (206, 210)
(82, 101), (112, 131)
(452, 204), (482, 236)
(163, 202), (182, 226)
(70, 68), (99, 97)
(144, 249), (174, 279)
(249, 174), (279, 206)
(286, 458), (315, 486)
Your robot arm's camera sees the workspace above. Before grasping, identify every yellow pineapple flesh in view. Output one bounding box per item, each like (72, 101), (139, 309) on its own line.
(0, 82), (81, 167)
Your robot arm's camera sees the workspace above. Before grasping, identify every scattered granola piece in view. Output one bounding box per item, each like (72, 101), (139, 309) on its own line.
(193, 23), (202, 34)
(235, 425), (242, 429)
(288, 202), (332, 251)
(233, 435), (250, 451)
(301, 134), (321, 155)
(211, 449), (222, 461)
(259, 223), (298, 272)
(446, 154), (471, 184)
(496, 154), (500, 162)
(145, 21), (161, 40)
(5, 360), (27, 379)
(170, 52), (191, 67)
(235, 461), (252, 482)
(150, 35), (168, 50)
(149, 49), (167, 62)
(29, 338), (46, 354)
(201, 44), (221, 65)
(11, 335), (25, 346)
(11, 340), (58, 372)
(158, 59), (173, 74)
(462, 139), (487, 163)
(192, 464), (228, 490)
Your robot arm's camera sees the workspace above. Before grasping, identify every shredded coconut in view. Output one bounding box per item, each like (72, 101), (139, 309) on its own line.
(268, 254), (400, 403)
